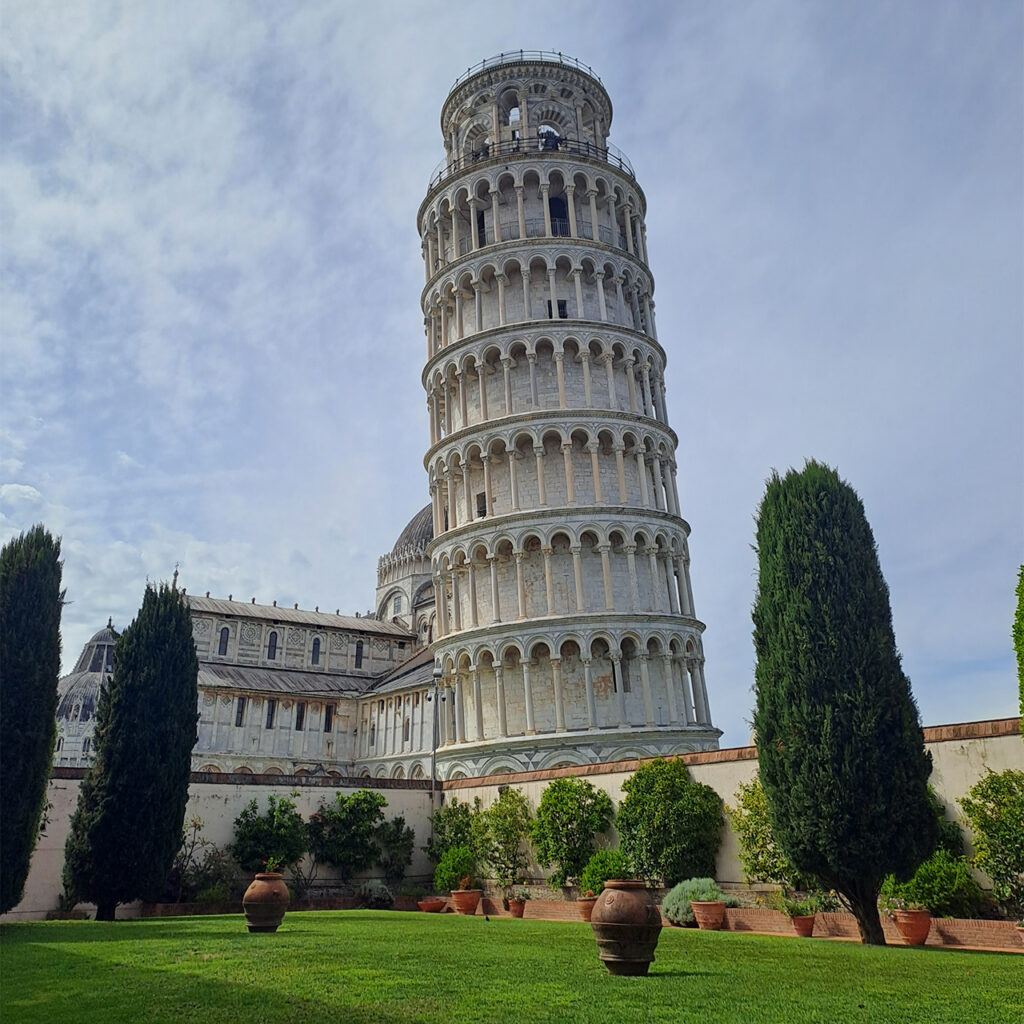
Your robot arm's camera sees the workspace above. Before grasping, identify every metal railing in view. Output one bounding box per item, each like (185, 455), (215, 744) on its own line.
(448, 51), (602, 93)
(428, 135), (635, 191)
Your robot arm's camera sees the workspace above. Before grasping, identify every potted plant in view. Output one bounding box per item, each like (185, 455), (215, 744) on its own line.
(661, 877), (727, 930)
(241, 855), (290, 933)
(881, 895), (932, 946)
(578, 849), (631, 923)
(778, 892), (819, 938)
(508, 886), (530, 918)
(434, 845), (481, 915)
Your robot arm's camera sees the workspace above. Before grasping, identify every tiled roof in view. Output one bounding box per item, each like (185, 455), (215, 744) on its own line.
(186, 595), (414, 637)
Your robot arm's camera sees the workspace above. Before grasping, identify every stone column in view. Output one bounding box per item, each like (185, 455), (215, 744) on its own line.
(509, 451), (521, 510)
(541, 184), (552, 236)
(502, 357), (514, 414)
(610, 653), (628, 725)
(614, 444), (627, 503)
(515, 185), (526, 240)
(598, 543), (614, 610)
(651, 456), (666, 511)
(457, 371), (469, 426)
(542, 545), (555, 616)
(623, 203), (635, 254)
(683, 556), (696, 617)
(562, 441), (576, 504)
(572, 268), (584, 317)
(522, 660), (536, 734)
(588, 443), (603, 504)
(696, 659), (711, 726)
(604, 353), (618, 410)
(481, 454), (493, 513)
(450, 569), (462, 631)
(477, 362), (488, 420)
(462, 468), (473, 523)
(534, 445), (547, 505)
(613, 277), (626, 325)
(495, 664), (508, 736)
(587, 188), (599, 240)
(688, 659), (705, 724)
(515, 550), (527, 618)
(467, 560), (478, 628)
(646, 546), (660, 609)
(489, 556), (501, 623)
(527, 352), (539, 405)
(490, 189), (502, 243)
(551, 657), (566, 732)
(634, 446), (650, 507)
(665, 556), (680, 614)
(624, 356), (638, 412)
(436, 574), (449, 636)
(521, 268), (532, 320)
(639, 654), (655, 726)
(594, 270), (608, 321)
(580, 350), (593, 404)
(582, 658), (597, 728)
(565, 184), (578, 237)
(473, 281), (483, 333)
(624, 544), (640, 610)
(547, 266), (558, 318)
(446, 472), (458, 529)
(661, 653), (679, 724)
(496, 273), (507, 325)
(471, 667), (484, 741)
(571, 544), (585, 612)
(555, 352), (567, 408)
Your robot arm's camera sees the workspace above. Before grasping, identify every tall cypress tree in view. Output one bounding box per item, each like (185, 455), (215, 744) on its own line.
(0, 525), (63, 913)
(63, 581), (198, 920)
(752, 461), (936, 945)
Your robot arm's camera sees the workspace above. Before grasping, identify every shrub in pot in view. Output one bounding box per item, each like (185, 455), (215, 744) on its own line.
(661, 877), (731, 928)
(434, 845), (481, 914)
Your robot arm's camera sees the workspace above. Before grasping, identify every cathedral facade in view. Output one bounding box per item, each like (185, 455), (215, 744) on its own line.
(56, 52), (720, 783)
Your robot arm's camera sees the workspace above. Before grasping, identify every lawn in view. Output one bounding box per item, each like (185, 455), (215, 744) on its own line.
(2, 911), (1021, 1024)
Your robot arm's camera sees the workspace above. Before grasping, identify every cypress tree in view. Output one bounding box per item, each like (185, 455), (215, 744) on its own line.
(752, 461), (936, 945)
(63, 581), (198, 920)
(0, 526), (63, 913)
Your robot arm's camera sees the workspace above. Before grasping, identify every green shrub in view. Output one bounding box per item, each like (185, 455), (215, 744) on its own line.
(195, 882), (232, 904)
(307, 790), (387, 882)
(434, 844), (477, 892)
(425, 797), (488, 865)
(482, 788), (532, 891)
(727, 776), (808, 887)
(661, 877), (724, 925)
(959, 768), (1024, 915)
(375, 815), (415, 886)
(531, 778), (614, 887)
(230, 796), (307, 874)
(880, 848), (983, 918)
(617, 758), (724, 886)
(357, 879), (393, 909)
(579, 849), (632, 896)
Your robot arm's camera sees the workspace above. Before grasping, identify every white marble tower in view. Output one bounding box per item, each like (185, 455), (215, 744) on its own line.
(420, 52), (720, 778)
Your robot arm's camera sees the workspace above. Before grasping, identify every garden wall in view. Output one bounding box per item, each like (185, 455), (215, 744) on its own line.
(4, 717), (1020, 921)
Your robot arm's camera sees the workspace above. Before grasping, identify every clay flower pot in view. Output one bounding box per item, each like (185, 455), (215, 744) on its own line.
(892, 908), (931, 946)
(508, 898), (526, 919)
(449, 889), (482, 915)
(590, 879), (663, 976)
(417, 898), (446, 913)
(791, 914), (816, 938)
(690, 900), (726, 931)
(242, 872), (290, 933)
(577, 896), (598, 922)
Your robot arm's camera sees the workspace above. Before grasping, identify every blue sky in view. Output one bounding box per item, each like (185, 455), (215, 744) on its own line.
(2, 1), (1021, 748)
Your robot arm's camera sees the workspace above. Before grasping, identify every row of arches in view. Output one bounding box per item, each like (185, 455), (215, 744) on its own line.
(427, 426), (681, 542)
(421, 164), (645, 281)
(430, 520), (695, 638)
(423, 252), (654, 354)
(426, 337), (670, 448)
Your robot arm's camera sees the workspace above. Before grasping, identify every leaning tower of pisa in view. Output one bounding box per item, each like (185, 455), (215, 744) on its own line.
(420, 52), (720, 779)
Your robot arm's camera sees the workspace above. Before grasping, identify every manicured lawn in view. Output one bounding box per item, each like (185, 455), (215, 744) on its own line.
(2, 911), (1021, 1024)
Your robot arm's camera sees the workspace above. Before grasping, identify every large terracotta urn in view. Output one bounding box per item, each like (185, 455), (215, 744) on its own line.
(892, 909), (931, 946)
(242, 872), (290, 933)
(450, 889), (482, 915)
(590, 879), (663, 976)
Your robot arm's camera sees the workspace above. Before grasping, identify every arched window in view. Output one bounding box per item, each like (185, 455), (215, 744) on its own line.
(56, 736), (64, 752)
(267, 631), (278, 660)
(393, 595), (402, 616)
(403, 718), (410, 742)
(218, 627), (229, 656)
(311, 638), (321, 665)
(355, 640), (364, 669)
(82, 737), (91, 755)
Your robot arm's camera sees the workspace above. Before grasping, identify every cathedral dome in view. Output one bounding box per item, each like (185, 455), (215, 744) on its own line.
(391, 504), (433, 554)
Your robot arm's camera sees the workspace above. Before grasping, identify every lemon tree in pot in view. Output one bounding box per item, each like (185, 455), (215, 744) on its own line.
(434, 845), (482, 915)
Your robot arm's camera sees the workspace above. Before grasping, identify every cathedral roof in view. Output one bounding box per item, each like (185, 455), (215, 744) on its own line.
(185, 595), (413, 637)
(391, 504), (433, 554)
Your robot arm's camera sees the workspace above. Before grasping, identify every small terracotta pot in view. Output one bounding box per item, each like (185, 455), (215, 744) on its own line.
(791, 914), (815, 938)
(417, 898), (446, 913)
(690, 900), (726, 931)
(508, 899), (526, 919)
(893, 909), (931, 946)
(450, 889), (482, 915)
(590, 879), (663, 976)
(577, 896), (598, 922)
(242, 872), (290, 933)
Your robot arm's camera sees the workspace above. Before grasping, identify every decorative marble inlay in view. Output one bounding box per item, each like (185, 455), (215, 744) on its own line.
(240, 622), (259, 644)
(287, 628), (304, 646)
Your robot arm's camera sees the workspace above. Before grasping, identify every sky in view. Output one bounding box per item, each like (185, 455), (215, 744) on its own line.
(2, 1), (1021, 749)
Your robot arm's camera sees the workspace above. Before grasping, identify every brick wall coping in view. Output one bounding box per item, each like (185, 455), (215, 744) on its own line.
(50, 766), (432, 791)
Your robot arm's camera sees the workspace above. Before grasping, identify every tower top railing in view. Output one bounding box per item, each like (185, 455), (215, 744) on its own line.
(427, 134), (634, 191)
(448, 51), (602, 93)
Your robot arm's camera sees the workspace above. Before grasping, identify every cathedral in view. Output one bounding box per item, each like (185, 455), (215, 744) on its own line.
(56, 52), (721, 783)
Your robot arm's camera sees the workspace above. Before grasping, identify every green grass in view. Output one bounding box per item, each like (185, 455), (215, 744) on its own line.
(2, 912), (1021, 1024)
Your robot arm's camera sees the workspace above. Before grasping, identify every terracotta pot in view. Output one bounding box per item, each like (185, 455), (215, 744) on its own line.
(690, 900), (726, 931)
(417, 898), (446, 913)
(893, 909), (931, 946)
(577, 896), (598, 922)
(449, 889), (482, 915)
(590, 879), (663, 976)
(791, 914), (815, 938)
(508, 899), (526, 919)
(242, 872), (290, 933)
